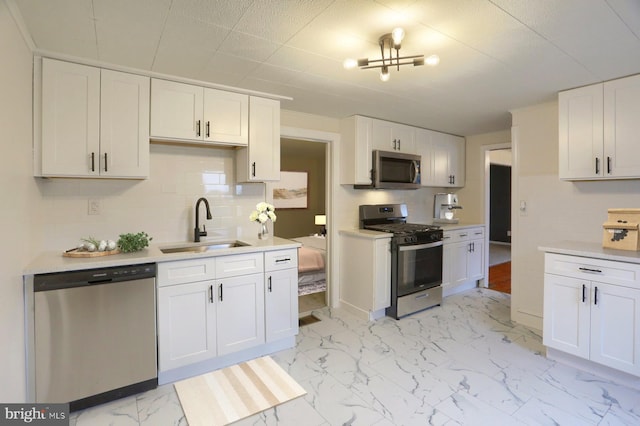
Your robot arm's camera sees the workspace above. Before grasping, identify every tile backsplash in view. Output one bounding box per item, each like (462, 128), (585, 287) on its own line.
(33, 143), (267, 251)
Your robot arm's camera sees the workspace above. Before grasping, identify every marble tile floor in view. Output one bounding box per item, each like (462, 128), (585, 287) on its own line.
(70, 288), (640, 425)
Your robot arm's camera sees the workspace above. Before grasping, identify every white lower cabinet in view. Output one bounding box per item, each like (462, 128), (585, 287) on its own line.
(157, 249), (297, 376)
(338, 231), (391, 320)
(442, 226), (485, 294)
(216, 273), (265, 356)
(543, 253), (640, 376)
(264, 249), (299, 342)
(157, 280), (217, 371)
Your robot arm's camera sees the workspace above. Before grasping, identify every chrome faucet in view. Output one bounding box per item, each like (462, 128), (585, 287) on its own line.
(194, 197), (212, 242)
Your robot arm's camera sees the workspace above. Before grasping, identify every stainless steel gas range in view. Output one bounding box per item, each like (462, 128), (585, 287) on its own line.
(360, 204), (443, 319)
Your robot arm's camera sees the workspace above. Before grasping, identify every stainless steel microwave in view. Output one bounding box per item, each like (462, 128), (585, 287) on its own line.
(356, 150), (422, 189)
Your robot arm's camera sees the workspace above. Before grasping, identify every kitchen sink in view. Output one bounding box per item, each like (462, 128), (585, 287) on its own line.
(160, 240), (250, 254)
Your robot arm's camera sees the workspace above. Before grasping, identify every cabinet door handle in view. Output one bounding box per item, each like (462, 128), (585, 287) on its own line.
(196, 120), (201, 137)
(607, 156), (612, 174)
(218, 283), (223, 301)
(595, 157), (600, 174)
(251, 162), (256, 177)
(468, 242), (473, 253)
(268, 276), (272, 292)
(398, 139), (401, 150)
(579, 267), (602, 274)
(206, 121), (210, 138)
(452, 175), (455, 185)
(594, 286), (598, 305)
(209, 284), (214, 303)
(90, 152), (95, 172)
(582, 284), (586, 303)
(104, 153), (108, 172)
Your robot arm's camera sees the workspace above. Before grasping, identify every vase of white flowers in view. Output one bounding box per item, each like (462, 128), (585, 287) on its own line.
(250, 202), (276, 239)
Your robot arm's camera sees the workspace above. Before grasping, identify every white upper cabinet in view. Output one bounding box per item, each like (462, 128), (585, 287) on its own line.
(559, 74), (640, 180)
(603, 74), (640, 178)
(558, 84), (604, 179)
(417, 129), (465, 187)
(150, 79), (248, 146)
(41, 59), (100, 177)
(236, 97), (281, 182)
(340, 115), (374, 185)
(341, 116), (465, 187)
(40, 58), (149, 178)
(371, 119), (416, 154)
(100, 69), (150, 178)
(150, 79), (203, 141)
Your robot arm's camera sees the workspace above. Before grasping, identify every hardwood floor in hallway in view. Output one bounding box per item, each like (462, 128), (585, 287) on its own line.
(489, 261), (511, 294)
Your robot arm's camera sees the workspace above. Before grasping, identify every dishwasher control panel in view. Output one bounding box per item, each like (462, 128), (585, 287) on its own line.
(34, 263), (156, 291)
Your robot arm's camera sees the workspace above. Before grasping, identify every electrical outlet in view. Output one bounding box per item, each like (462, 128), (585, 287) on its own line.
(88, 199), (100, 215)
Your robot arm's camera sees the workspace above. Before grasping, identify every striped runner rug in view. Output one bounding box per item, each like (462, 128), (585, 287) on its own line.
(174, 356), (306, 426)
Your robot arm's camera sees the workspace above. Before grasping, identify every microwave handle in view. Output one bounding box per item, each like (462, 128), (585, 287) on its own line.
(411, 161), (419, 183)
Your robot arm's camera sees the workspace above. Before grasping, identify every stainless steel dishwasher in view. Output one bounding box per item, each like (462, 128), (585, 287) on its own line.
(28, 263), (157, 411)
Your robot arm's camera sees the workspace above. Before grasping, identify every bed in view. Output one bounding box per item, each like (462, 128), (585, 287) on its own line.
(290, 236), (326, 296)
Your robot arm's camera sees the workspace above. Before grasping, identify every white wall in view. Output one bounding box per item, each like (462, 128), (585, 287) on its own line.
(456, 130), (512, 224)
(510, 101), (640, 330)
(33, 144), (267, 251)
(0, 0), (38, 402)
(490, 149), (512, 166)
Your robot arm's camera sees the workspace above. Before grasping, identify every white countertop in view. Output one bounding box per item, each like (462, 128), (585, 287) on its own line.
(338, 229), (393, 239)
(539, 241), (640, 264)
(437, 222), (485, 231)
(24, 236), (301, 275)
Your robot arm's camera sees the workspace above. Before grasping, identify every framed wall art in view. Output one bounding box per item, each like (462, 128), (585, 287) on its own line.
(273, 171), (308, 209)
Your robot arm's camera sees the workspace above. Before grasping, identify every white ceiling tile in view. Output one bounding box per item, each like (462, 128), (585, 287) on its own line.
(607, 0), (640, 39)
(234, 0), (334, 43)
(201, 52), (261, 85)
(170, 0), (253, 28)
(218, 32), (281, 62)
(13, 0), (640, 135)
(16, 0), (98, 58)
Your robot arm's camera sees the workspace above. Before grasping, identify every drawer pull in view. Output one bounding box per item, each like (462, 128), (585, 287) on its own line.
(275, 258), (291, 263)
(579, 267), (602, 274)
(459, 233), (468, 237)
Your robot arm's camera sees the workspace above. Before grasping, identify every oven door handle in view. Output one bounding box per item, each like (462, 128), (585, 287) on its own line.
(398, 241), (443, 251)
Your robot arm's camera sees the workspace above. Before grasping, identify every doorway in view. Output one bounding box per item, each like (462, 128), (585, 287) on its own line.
(485, 147), (512, 294)
(274, 138), (328, 314)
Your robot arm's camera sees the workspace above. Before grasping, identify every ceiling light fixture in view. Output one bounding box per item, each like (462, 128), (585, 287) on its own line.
(344, 27), (438, 82)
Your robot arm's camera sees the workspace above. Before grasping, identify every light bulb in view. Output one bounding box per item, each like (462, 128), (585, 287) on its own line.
(380, 67), (390, 82)
(425, 54), (440, 66)
(343, 58), (358, 69)
(391, 27), (405, 45)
